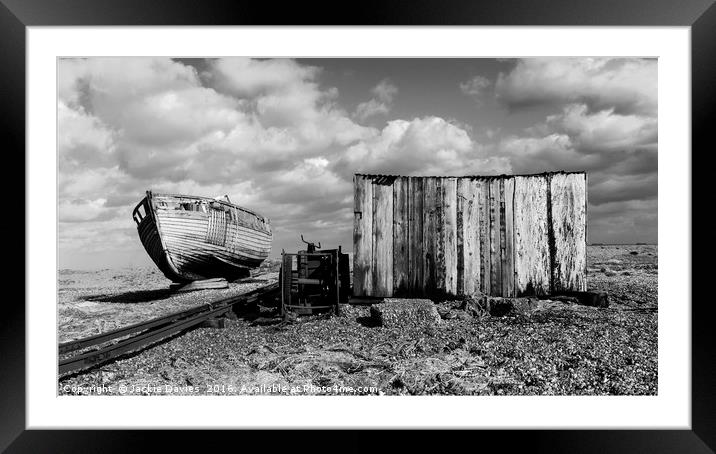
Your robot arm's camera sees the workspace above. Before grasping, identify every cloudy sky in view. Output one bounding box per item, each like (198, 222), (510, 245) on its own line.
(58, 57), (657, 270)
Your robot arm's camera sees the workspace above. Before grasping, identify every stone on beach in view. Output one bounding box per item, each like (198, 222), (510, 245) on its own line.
(370, 299), (442, 328)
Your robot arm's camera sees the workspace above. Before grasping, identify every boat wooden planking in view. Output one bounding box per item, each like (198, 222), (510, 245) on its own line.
(133, 191), (272, 283)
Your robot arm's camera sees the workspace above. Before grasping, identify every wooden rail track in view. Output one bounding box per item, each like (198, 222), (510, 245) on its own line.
(59, 281), (279, 376)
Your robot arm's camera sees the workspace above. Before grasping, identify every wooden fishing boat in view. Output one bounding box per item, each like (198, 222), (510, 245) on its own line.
(132, 191), (272, 283)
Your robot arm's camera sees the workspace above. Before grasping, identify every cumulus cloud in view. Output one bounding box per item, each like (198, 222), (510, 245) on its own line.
(354, 99), (390, 121)
(552, 104), (657, 153)
(497, 105), (657, 205)
(336, 116), (509, 177)
(495, 57), (657, 116)
(58, 57), (657, 269)
(459, 75), (491, 101)
(492, 57), (657, 242)
(60, 58), (499, 268)
(499, 103), (657, 173)
(59, 198), (109, 223)
(204, 58), (320, 98)
(58, 101), (116, 172)
(354, 79), (398, 121)
(372, 79), (398, 102)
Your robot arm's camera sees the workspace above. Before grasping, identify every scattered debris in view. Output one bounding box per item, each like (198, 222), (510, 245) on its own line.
(370, 299), (441, 329)
(337, 304), (371, 319)
(460, 296), (489, 317)
(484, 297), (544, 316)
(549, 295), (580, 305)
(552, 291), (610, 308)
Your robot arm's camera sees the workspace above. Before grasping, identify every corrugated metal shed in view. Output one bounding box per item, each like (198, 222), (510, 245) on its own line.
(353, 172), (587, 298)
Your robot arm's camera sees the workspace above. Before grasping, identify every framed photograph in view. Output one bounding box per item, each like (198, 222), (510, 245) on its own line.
(6, 0), (711, 451)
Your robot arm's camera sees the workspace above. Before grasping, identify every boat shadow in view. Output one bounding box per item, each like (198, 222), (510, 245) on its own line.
(232, 304), (283, 326)
(86, 289), (174, 304)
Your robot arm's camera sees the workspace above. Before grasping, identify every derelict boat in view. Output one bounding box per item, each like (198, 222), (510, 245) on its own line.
(132, 191), (272, 282)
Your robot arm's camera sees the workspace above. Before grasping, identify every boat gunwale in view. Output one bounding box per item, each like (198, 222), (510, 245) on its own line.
(150, 191), (271, 224)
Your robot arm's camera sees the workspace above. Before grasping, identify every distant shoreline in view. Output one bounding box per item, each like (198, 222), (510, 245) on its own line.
(58, 243), (657, 273)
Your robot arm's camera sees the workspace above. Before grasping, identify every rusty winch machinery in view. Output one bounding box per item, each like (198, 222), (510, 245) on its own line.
(280, 235), (350, 317)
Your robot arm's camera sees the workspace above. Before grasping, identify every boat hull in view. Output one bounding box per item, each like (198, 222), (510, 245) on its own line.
(134, 192), (272, 283)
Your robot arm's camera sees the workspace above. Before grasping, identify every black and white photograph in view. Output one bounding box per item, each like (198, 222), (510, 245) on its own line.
(57, 56), (658, 397)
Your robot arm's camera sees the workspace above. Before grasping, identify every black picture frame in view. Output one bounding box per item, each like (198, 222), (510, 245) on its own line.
(4, 0), (711, 451)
